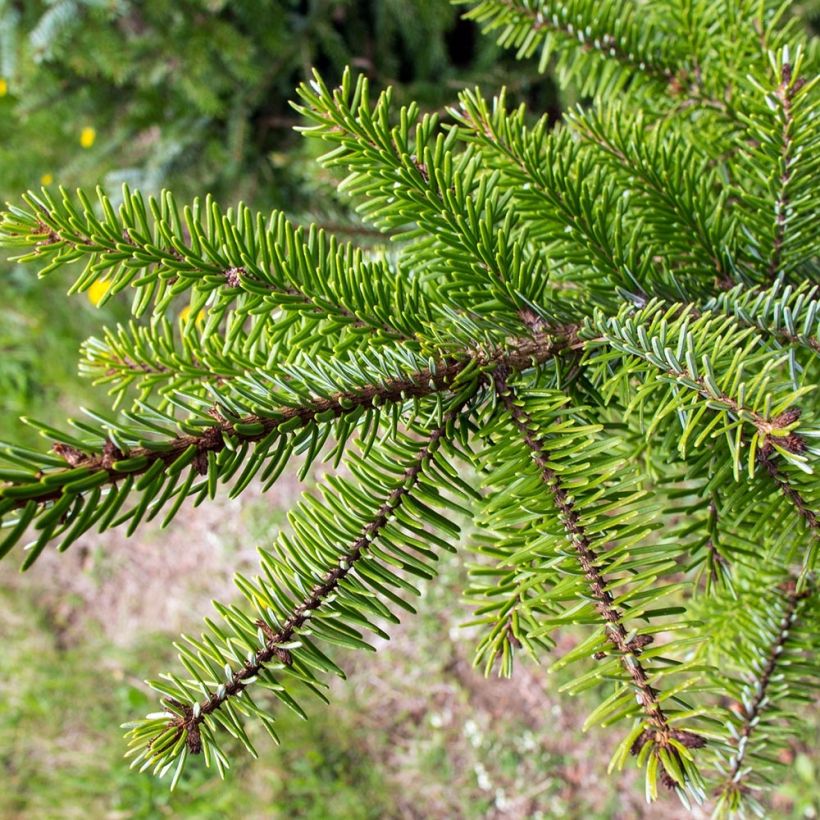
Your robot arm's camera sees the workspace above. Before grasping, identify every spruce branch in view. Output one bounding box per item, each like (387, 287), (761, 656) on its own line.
(294, 70), (555, 316)
(718, 582), (805, 794)
(587, 306), (813, 458)
(0, 329), (574, 565)
(461, 0), (730, 114)
(462, 0), (675, 83)
(705, 279), (820, 355)
(493, 374), (664, 722)
(168, 403), (463, 757)
(492, 370), (706, 796)
(567, 105), (735, 286)
(452, 95), (642, 299)
(0, 0), (817, 803)
(734, 45), (818, 283)
(767, 61), (799, 280)
(705, 576), (819, 816)
(759, 453), (819, 540)
(0, 189), (422, 342)
(125, 401), (475, 783)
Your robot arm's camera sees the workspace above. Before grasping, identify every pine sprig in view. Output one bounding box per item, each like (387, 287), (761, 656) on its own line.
(0, 0), (816, 808)
(124, 401), (475, 785)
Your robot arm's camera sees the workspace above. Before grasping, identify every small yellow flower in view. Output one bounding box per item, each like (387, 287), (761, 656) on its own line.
(0, 78), (7, 97)
(80, 126), (96, 149)
(179, 305), (206, 324)
(40, 173), (54, 186)
(87, 279), (112, 306)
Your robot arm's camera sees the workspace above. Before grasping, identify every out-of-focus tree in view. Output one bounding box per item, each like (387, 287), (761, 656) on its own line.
(0, 0), (559, 207)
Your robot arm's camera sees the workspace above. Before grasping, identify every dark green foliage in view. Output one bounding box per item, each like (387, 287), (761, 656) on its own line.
(0, 0), (817, 814)
(0, 0), (553, 205)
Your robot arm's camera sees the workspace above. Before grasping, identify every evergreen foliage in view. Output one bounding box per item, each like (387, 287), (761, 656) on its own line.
(0, 0), (552, 205)
(0, 0), (558, 443)
(0, 0), (817, 813)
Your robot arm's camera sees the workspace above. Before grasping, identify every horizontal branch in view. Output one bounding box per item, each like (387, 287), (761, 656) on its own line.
(1, 190), (416, 339)
(0, 329), (576, 517)
(478, 0), (675, 84)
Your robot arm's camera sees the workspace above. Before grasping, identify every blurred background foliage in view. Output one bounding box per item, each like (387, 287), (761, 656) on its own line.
(0, 1), (817, 817)
(0, 0), (561, 448)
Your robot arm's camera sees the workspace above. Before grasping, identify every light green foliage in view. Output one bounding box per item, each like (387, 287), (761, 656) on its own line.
(0, 0), (817, 814)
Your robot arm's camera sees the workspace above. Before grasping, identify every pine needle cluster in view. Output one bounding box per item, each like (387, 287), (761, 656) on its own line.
(0, 0), (817, 812)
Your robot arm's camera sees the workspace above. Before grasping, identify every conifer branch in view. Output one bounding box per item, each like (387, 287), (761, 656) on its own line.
(462, 0), (728, 114)
(734, 46), (817, 284)
(704, 281), (820, 354)
(716, 581), (807, 800)
(294, 71), (553, 315)
(167, 404), (463, 754)
(768, 62), (799, 280)
(759, 454), (819, 537)
(0, 329), (574, 564)
(492, 370), (705, 782)
(467, 0), (674, 82)
(1, 190), (421, 341)
(1, 2), (817, 802)
(589, 306), (810, 460)
(452, 101), (628, 290)
(568, 109), (732, 283)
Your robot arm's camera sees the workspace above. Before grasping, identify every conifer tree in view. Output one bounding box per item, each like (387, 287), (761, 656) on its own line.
(0, 0), (552, 205)
(0, 0), (817, 813)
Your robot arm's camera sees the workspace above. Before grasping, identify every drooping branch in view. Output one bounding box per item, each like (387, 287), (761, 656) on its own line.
(163, 402), (465, 755)
(492, 370), (704, 772)
(717, 582), (807, 797)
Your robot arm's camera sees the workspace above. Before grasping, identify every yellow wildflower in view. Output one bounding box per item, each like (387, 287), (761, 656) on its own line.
(179, 305), (206, 324)
(0, 78), (7, 97)
(40, 173), (54, 186)
(87, 280), (112, 306)
(80, 127), (96, 149)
